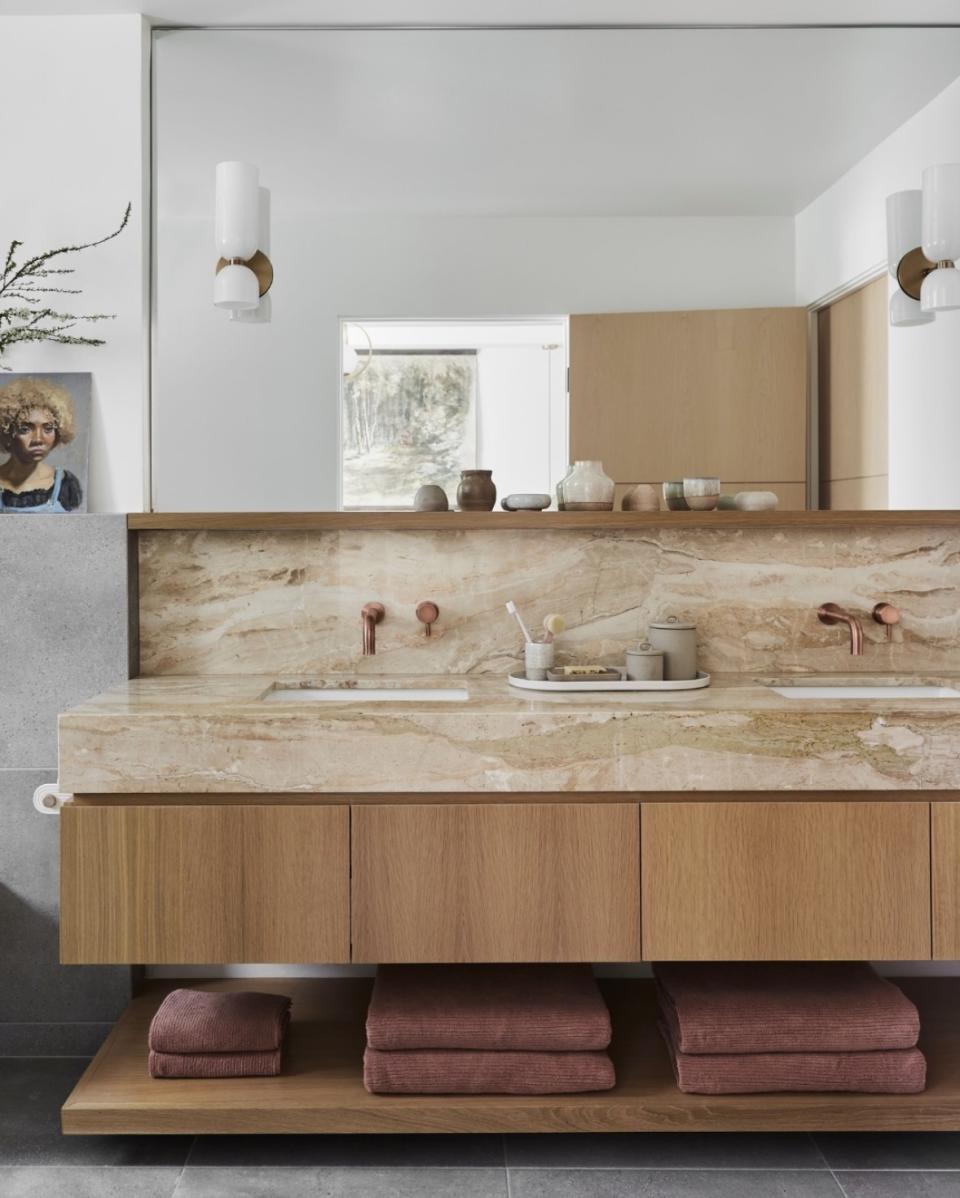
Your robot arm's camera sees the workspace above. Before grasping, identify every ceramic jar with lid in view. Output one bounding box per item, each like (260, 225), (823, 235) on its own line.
(625, 641), (664, 681)
(558, 461), (615, 511)
(647, 617), (698, 680)
(457, 469), (496, 511)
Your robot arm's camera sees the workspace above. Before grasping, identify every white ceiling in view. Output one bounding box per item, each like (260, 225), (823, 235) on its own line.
(3, 0), (960, 24)
(155, 27), (960, 217)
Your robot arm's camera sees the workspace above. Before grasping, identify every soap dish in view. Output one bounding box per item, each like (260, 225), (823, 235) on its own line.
(546, 667), (621, 683)
(508, 668), (712, 693)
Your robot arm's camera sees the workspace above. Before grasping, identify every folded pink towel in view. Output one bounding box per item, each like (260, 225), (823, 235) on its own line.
(149, 1048), (284, 1079)
(366, 965), (611, 1051)
(654, 963), (919, 1055)
(658, 1015), (926, 1095)
(363, 1047), (616, 1094)
(149, 989), (291, 1055)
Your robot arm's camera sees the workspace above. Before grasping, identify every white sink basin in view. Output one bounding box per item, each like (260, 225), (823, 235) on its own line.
(770, 685), (960, 700)
(263, 686), (469, 703)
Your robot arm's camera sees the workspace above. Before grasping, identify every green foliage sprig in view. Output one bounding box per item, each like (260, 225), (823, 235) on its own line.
(0, 204), (132, 369)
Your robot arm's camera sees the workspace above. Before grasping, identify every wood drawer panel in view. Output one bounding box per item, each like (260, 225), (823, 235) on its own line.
(933, 803), (960, 959)
(60, 804), (349, 964)
(641, 801), (930, 961)
(351, 803), (641, 963)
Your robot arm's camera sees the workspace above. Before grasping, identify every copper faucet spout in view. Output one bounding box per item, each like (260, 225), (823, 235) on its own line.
(818, 603), (864, 656)
(361, 602), (385, 656)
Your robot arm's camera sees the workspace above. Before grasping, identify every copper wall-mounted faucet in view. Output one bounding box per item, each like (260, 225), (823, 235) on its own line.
(818, 603), (864, 656)
(361, 602), (385, 655)
(416, 600), (440, 637)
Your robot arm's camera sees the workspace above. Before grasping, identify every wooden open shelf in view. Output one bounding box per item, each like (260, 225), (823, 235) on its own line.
(127, 511), (960, 533)
(63, 977), (960, 1135)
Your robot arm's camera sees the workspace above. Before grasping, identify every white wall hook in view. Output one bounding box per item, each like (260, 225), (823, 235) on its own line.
(33, 783), (72, 815)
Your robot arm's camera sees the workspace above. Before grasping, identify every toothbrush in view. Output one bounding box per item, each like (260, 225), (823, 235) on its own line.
(505, 600), (533, 644)
(542, 613), (566, 644)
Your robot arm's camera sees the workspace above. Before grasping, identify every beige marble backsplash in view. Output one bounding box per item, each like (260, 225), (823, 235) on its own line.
(137, 527), (960, 676)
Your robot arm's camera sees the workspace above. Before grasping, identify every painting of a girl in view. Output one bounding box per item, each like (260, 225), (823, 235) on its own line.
(0, 375), (89, 513)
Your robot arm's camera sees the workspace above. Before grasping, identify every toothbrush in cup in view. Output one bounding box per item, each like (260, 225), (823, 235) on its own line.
(505, 600), (533, 644)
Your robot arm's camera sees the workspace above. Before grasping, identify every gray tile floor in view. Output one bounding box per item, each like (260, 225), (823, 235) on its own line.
(4, 1058), (960, 1197)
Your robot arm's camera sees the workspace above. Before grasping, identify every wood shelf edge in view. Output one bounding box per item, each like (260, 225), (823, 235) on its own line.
(126, 511), (960, 533)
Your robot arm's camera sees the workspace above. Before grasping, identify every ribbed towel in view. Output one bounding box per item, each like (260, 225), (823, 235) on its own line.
(363, 1047), (616, 1094)
(149, 989), (291, 1054)
(658, 1015), (926, 1095)
(654, 963), (919, 1055)
(366, 965), (612, 1051)
(149, 1048), (284, 1079)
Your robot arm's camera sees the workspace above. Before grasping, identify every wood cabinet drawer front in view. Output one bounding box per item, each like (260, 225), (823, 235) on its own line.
(352, 803), (641, 963)
(60, 805), (350, 964)
(641, 802), (930, 961)
(933, 804), (960, 959)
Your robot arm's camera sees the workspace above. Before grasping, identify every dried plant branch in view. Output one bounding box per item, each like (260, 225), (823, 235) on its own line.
(0, 204), (131, 369)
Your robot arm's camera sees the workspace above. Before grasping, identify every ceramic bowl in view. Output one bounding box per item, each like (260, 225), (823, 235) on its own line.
(683, 477), (721, 511)
(662, 481), (689, 511)
(734, 490), (779, 511)
(501, 493), (552, 511)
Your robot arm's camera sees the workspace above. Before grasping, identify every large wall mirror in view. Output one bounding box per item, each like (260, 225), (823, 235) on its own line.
(153, 27), (960, 512)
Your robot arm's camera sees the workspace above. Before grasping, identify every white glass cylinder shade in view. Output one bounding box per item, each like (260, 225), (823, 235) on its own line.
(215, 161), (260, 260)
(889, 289), (934, 328)
(885, 190), (923, 277)
(214, 262), (259, 311)
(921, 163), (960, 313)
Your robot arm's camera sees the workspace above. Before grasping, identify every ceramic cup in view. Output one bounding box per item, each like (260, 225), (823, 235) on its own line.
(524, 641), (555, 680)
(662, 481), (689, 511)
(683, 477), (721, 511)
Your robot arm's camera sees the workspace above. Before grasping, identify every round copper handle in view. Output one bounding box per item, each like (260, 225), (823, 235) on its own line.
(416, 600), (439, 636)
(872, 602), (901, 641)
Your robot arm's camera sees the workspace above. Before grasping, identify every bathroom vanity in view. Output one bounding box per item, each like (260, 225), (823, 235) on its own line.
(57, 511), (960, 1134)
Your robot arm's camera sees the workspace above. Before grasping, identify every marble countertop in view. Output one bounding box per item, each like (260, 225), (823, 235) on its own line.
(58, 672), (960, 794)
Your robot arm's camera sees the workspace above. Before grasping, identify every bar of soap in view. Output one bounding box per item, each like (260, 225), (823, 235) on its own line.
(553, 666), (608, 676)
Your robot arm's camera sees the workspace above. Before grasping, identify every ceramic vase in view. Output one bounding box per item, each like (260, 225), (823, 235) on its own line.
(457, 469), (497, 511)
(559, 460), (615, 511)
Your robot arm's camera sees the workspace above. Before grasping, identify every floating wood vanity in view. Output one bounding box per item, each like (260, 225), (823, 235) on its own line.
(58, 511), (960, 1134)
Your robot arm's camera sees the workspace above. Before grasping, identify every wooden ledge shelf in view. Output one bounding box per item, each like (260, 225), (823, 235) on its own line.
(127, 511), (960, 533)
(64, 977), (960, 1135)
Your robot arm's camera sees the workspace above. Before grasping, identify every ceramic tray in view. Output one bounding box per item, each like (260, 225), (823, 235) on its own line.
(507, 668), (711, 693)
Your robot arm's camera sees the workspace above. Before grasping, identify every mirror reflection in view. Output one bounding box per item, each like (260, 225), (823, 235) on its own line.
(154, 27), (960, 512)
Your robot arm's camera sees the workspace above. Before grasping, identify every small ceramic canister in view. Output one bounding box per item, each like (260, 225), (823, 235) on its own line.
(621, 483), (660, 512)
(625, 641), (664, 681)
(524, 641), (555, 681)
(662, 481), (689, 511)
(647, 617), (698, 681)
(683, 477), (721, 511)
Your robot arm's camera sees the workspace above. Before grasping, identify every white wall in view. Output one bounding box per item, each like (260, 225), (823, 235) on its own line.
(0, 15), (148, 513)
(796, 76), (960, 508)
(155, 213), (796, 510)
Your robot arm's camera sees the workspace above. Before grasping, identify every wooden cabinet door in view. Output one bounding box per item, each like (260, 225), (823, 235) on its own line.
(352, 803), (641, 963)
(933, 804), (960, 959)
(61, 804), (350, 964)
(642, 801), (930, 961)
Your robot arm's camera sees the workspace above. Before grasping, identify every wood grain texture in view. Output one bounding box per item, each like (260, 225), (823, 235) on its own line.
(641, 801), (930, 961)
(933, 803), (960, 960)
(60, 805), (349, 964)
(62, 976), (960, 1134)
(569, 307), (808, 485)
(819, 276), (888, 509)
(352, 803), (641, 963)
(127, 511), (960, 531)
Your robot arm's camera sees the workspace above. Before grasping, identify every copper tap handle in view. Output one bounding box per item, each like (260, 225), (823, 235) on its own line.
(416, 600), (439, 637)
(872, 602), (901, 642)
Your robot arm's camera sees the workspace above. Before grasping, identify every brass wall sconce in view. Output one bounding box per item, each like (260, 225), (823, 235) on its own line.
(214, 161), (274, 320)
(886, 164), (960, 327)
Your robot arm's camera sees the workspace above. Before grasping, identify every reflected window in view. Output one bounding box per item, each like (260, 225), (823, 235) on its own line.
(340, 319), (567, 511)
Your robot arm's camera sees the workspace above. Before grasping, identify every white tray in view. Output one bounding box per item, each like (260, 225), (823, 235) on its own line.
(507, 668), (711, 693)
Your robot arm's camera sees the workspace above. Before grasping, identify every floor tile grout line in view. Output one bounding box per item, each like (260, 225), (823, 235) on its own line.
(504, 1134), (513, 1198)
(169, 1135), (197, 1198)
(810, 1132), (850, 1197)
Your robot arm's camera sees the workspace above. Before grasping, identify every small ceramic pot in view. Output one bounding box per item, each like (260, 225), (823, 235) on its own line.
(457, 469), (497, 511)
(717, 493), (738, 510)
(625, 642), (664, 681)
(662, 481), (689, 511)
(621, 483), (660, 512)
(648, 617), (698, 681)
(502, 493), (551, 511)
(413, 484), (449, 512)
(524, 641), (555, 680)
(734, 490), (779, 511)
(683, 477), (721, 511)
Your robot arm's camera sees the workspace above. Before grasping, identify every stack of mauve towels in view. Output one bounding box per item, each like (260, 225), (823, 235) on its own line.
(654, 962), (925, 1094)
(148, 989), (291, 1079)
(363, 965), (616, 1094)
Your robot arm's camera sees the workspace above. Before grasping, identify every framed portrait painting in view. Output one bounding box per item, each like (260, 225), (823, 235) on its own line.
(0, 373), (91, 514)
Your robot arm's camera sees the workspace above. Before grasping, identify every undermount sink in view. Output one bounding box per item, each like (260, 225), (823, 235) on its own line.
(770, 685), (960, 700)
(262, 685), (469, 703)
